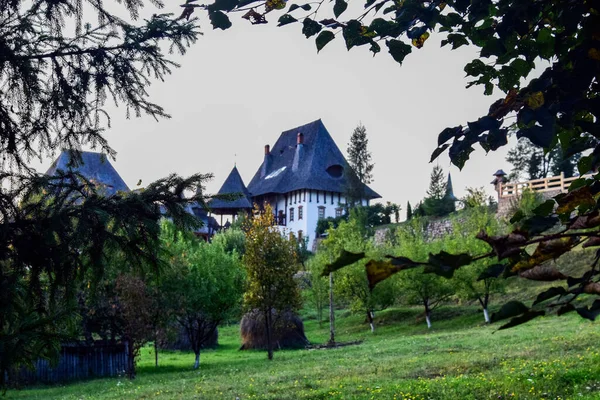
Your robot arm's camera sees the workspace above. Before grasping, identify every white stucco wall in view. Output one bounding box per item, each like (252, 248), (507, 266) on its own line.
(263, 189), (369, 250)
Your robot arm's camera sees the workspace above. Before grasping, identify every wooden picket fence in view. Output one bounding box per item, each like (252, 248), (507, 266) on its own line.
(498, 172), (593, 198)
(13, 341), (129, 385)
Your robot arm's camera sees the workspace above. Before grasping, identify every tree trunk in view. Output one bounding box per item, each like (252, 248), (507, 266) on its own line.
(154, 340), (159, 367)
(367, 310), (375, 333)
(424, 300), (432, 329)
(482, 293), (490, 324)
(193, 351), (200, 369)
(265, 310), (274, 360)
(328, 273), (335, 345)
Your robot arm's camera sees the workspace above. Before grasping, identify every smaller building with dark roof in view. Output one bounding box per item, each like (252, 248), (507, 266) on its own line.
(46, 150), (130, 196)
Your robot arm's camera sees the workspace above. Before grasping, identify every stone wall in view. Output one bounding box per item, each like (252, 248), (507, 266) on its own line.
(496, 189), (561, 218)
(373, 215), (467, 245)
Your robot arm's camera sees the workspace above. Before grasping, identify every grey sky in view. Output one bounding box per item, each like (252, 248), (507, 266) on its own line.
(34, 11), (513, 217)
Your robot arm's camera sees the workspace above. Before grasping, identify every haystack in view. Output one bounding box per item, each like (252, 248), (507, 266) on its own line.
(239, 310), (309, 350)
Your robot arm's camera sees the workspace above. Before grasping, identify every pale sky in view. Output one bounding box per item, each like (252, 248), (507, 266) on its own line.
(34, 8), (514, 219)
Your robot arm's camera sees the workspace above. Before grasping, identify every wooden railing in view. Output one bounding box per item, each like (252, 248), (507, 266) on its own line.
(499, 173), (593, 198)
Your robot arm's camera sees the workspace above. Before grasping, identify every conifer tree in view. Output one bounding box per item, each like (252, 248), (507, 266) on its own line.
(406, 201), (413, 221)
(345, 123), (374, 206)
(0, 0), (203, 382)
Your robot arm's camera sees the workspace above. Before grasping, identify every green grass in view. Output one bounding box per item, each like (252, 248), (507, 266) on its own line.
(8, 305), (600, 400)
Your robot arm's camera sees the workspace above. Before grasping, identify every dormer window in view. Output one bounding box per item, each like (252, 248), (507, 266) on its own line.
(326, 164), (344, 178)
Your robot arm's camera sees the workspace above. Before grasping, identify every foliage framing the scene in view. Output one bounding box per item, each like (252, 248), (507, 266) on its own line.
(0, 0), (204, 384)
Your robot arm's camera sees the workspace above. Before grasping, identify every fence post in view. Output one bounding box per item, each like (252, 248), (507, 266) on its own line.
(560, 172), (565, 192)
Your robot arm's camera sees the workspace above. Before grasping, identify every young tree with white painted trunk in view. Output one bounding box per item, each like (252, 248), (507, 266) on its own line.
(320, 209), (396, 333)
(450, 208), (507, 324)
(394, 219), (454, 329)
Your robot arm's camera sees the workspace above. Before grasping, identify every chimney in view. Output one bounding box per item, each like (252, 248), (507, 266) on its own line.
(292, 133), (304, 172)
(261, 144), (271, 178)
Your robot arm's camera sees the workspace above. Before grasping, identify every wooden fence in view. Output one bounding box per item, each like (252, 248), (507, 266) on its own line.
(14, 341), (129, 385)
(498, 173), (593, 198)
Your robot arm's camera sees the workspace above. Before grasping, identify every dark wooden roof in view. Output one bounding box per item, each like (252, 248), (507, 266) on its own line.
(209, 166), (253, 211)
(46, 150), (129, 196)
(247, 119), (380, 199)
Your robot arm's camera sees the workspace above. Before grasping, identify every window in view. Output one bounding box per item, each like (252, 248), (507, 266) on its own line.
(289, 207), (294, 222)
(316, 191), (319, 203)
(335, 208), (343, 218)
(331, 192), (334, 205)
(298, 230), (303, 242)
(318, 206), (325, 220)
(298, 205), (303, 220)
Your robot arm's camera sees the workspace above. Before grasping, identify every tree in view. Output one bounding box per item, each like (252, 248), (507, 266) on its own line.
(461, 187), (488, 209)
(115, 275), (156, 378)
(347, 123), (374, 185)
(320, 213), (395, 333)
(0, 0), (204, 381)
(422, 166), (455, 217)
(344, 123), (374, 207)
(305, 255), (329, 327)
(448, 208), (507, 323)
(406, 201), (413, 221)
(161, 222), (244, 369)
(243, 204), (301, 360)
(205, 0), (600, 329)
(393, 220), (454, 329)
(212, 227), (246, 256)
(506, 138), (581, 181)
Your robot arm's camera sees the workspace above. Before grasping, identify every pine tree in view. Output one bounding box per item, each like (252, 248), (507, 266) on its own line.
(422, 166), (455, 217)
(0, 0), (203, 383)
(426, 165), (447, 200)
(406, 201), (413, 221)
(345, 123), (374, 206)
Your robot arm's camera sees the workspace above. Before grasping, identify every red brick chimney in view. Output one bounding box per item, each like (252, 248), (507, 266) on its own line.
(264, 144), (270, 155)
(297, 132), (304, 145)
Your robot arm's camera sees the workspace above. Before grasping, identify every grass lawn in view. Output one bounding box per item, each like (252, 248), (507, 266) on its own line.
(8, 306), (600, 400)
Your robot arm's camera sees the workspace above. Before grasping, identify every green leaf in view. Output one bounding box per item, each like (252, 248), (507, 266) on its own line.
(426, 251), (472, 279)
(438, 126), (462, 146)
(288, 3), (300, 11)
(321, 250), (365, 276)
(302, 18), (322, 38)
(510, 209), (525, 224)
(576, 300), (600, 321)
(533, 200), (555, 217)
(533, 286), (567, 306)
(386, 39), (412, 64)
(366, 258), (421, 290)
(578, 155), (593, 175)
(491, 300), (529, 323)
(498, 310), (545, 330)
(442, 33), (468, 49)
(278, 14), (297, 26)
(209, 0), (239, 12)
(537, 28), (556, 60)
(520, 215), (558, 236)
(333, 0), (347, 18)
(315, 30), (335, 52)
(477, 264), (505, 281)
(300, 3), (312, 10)
(209, 10), (232, 30)
(510, 58), (532, 77)
(464, 59), (486, 77)
(430, 144), (450, 163)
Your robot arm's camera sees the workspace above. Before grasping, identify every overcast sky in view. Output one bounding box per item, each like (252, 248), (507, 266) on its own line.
(34, 8), (514, 218)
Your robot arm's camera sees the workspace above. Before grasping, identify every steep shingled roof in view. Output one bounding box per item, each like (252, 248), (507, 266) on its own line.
(209, 166), (253, 211)
(247, 119), (380, 199)
(46, 150), (130, 196)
